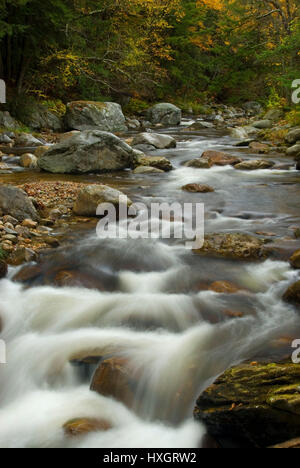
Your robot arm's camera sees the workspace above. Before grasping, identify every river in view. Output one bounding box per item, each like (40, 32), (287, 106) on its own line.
(0, 123), (299, 448)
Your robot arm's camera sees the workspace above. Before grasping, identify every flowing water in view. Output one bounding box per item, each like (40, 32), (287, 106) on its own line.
(0, 125), (300, 448)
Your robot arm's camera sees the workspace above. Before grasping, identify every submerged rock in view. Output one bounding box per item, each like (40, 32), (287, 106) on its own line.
(283, 281), (300, 305)
(90, 357), (135, 408)
(63, 418), (112, 437)
(181, 184), (214, 193)
(208, 281), (241, 294)
(234, 159), (275, 170)
(38, 130), (136, 174)
(73, 184), (132, 217)
(290, 250), (300, 269)
(145, 103), (181, 126)
(194, 362), (300, 447)
(194, 233), (268, 260)
(132, 132), (176, 150)
(0, 185), (39, 221)
(65, 101), (127, 132)
(201, 150), (241, 167)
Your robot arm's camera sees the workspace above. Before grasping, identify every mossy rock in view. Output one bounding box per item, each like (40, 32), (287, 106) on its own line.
(194, 362), (300, 447)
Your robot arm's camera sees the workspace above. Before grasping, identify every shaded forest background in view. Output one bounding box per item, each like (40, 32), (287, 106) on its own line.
(0, 0), (299, 116)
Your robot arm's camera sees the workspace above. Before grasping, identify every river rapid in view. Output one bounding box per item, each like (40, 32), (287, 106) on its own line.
(0, 123), (300, 448)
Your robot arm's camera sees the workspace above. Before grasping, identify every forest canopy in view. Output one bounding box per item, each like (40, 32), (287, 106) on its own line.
(0, 0), (299, 108)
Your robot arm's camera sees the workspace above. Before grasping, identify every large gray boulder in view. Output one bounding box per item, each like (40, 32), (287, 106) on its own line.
(22, 105), (63, 132)
(286, 128), (300, 145)
(0, 185), (39, 221)
(252, 119), (272, 129)
(65, 101), (127, 132)
(242, 101), (263, 116)
(263, 108), (283, 121)
(132, 132), (176, 149)
(0, 111), (19, 130)
(38, 130), (136, 174)
(145, 103), (181, 126)
(73, 184), (132, 217)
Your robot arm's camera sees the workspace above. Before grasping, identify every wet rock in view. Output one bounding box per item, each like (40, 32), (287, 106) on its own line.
(90, 357), (135, 407)
(63, 418), (112, 437)
(38, 130), (136, 174)
(249, 142), (270, 154)
(290, 250), (300, 269)
(65, 101), (127, 132)
(235, 139), (255, 148)
(181, 184), (214, 193)
(19, 153), (38, 169)
(132, 132), (176, 150)
(184, 158), (211, 169)
(0, 186), (39, 221)
(208, 281), (241, 294)
(73, 184), (132, 217)
(286, 128), (300, 145)
(8, 247), (37, 266)
(194, 233), (268, 260)
(145, 103), (181, 126)
(283, 281), (300, 305)
(234, 159), (275, 170)
(3, 215), (18, 226)
(188, 121), (214, 130)
(133, 166), (164, 174)
(12, 264), (42, 283)
(194, 362), (300, 448)
(252, 120), (273, 129)
(201, 150), (241, 167)
(229, 127), (249, 139)
(134, 154), (172, 172)
(0, 260), (8, 278)
(14, 133), (44, 147)
(286, 144), (300, 158)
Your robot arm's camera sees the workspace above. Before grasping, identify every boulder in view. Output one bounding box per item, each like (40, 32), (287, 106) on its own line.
(8, 247), (37, 266)
(19, 153), (38, 169)
(234, 159), (275, 170)
(133, 166), (164, 174)
(0, 111), (19, 129)
(290, 250), (300, 269)
(283, 281), (300, 305)
(194, 233), (268, 260)
(201, 150), (241, 167)
(134, 154), (172, 172)
(132, 132), (176, 150)
(145, 103), (181, 126)
(0, 185), (39, 221)
(286, 144), (300, 158)
(242, 101), (263, 116)
(14, 133), (44, 147)
(90, 357), (135, 407)
(194, 362), (300, 447)
(181, 184), (214, 193)
(65, 101), (127, 132)
(286, 128), (300, 145)
(208, 281), (241, 294)
(63, 418), (112, 437)
(73, 184), (132, 217)
(229, 127), (249, 139)
(263, 108), (283, 121)
(38, 130), (136, 174)
(249, 142), (270, 154)
(184, 158), (211, 169)
(21, 105), (63, 132)
(252, 120), (273, 129)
